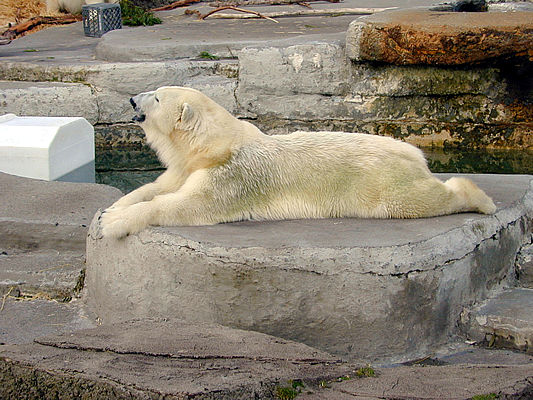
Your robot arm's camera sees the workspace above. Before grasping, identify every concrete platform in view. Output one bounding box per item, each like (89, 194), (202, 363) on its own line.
(0, 171), (121, 252)
(1, 165), (533, 398)
(85, 174), (533, 363)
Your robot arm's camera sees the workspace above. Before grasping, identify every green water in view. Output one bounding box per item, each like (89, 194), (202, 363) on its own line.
(96, 147), (533, 193)
(96, 147), (164, 193)
(425, 147), (533, 175)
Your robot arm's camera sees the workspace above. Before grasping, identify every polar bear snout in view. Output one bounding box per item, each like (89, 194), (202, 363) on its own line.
(130, 96), (146, 123)
(132, 114), (146, 123)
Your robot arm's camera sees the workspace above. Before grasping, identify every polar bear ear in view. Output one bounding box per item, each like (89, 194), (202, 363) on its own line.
(179, 103), (195, 126)
(177, 102), (202, 132)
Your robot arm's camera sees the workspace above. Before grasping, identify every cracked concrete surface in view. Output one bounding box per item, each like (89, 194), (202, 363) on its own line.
(0, 319), (354, 399)
(299, 363), (533, 399)
(34, 318), (340, 362)
(1, 320), (532, 399)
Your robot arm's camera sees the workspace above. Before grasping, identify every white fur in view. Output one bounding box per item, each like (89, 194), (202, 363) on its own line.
(46, 0), (119, 14)
(101, 86), (496, 238)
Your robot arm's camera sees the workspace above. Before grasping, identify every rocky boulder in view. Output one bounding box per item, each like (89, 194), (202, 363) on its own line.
(346, 9), (533, 65)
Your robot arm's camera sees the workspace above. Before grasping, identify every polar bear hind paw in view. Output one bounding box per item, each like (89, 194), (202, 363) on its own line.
(445, 177), (496, 215)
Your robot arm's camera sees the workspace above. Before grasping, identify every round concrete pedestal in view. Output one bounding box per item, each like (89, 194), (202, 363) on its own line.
(85, 174), (533, 362)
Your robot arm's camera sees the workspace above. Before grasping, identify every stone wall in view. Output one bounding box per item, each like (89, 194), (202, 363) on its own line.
(1, 53), (530, 149)
(237, 42), (532, 149)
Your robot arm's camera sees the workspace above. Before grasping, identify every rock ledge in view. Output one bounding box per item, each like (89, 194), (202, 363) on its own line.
(346, 9), (533, 65)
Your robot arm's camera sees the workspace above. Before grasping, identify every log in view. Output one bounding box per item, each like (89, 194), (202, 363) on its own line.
(201, 7), (396, 19)
(208, 0), (340, 6)
(201, 6), (280, 22)
(0, 15), (82, 43)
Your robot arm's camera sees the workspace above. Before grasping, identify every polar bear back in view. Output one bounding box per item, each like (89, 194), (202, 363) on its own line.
(206, 131), (445, 220)
(288, 130), (428, 169)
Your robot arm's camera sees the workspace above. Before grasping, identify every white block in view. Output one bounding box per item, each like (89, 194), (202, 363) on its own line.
(0, 114), (95, 182)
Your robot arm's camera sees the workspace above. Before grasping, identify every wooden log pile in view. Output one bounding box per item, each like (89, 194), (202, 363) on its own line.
(1, 14), (82, 44)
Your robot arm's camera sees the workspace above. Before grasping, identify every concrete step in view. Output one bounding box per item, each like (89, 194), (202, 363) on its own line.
(0, 249), (85, 300)
(0, 71), (239, 127)
(0, 319), (353, 399)
(0, 298), (95, 346)
(0, 81), (98, 124)
(460, 288), (533, 354)
(0, 171), (122, 302)
(0, 172), (122, 253)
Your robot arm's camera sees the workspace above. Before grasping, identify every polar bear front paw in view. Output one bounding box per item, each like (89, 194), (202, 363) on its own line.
(100, 212), (131, 239)
(100, 203), (153, 239)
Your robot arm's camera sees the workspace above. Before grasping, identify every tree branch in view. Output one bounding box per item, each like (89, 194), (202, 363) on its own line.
(198, 7), (396, 20)
(0, 14), (82, 43)
(208, 0), (340, 6)
(200, 6), (280, 23)
(151, 0), (202, 12)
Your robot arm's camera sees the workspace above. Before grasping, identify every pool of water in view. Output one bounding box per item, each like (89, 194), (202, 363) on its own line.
(96, 147), (164, 193)
(96, 146), (533, 193)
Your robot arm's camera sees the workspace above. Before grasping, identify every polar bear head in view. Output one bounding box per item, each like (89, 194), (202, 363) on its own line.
(129, 86), (253, 168)
(130, 86), (216, 136)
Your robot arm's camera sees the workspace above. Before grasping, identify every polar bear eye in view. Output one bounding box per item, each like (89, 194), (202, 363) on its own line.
(155, 96), (159, 103)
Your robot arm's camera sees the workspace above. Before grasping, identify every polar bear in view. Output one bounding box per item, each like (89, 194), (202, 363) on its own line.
(100, 86), (496, 239)
(46, 0), (119, 14)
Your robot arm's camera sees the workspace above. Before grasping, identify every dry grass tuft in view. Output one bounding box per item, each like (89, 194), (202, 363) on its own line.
(0, 0), (49, 29)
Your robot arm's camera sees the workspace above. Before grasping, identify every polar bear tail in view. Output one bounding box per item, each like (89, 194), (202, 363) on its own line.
(444, 177), (497, 215)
